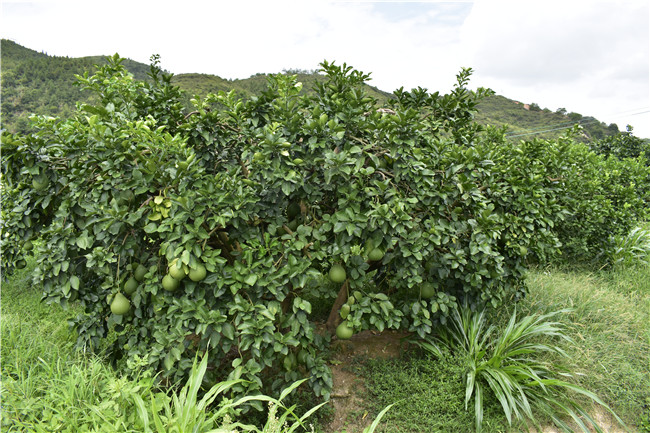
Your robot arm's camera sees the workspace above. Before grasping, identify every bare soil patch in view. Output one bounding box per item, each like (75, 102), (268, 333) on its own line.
(324, 330), (410, 433)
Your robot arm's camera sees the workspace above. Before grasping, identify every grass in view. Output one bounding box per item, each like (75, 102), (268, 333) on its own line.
(606, 223), (650, 269)
(0, 258), (154, 431)
(417, 304), (626, 432)
(522, 266), (650, 429)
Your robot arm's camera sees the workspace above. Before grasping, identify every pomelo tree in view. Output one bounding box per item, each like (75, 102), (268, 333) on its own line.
(0, 55), (597, 404)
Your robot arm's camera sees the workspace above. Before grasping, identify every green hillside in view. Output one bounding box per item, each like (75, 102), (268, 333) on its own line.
(0, 39), (621, 141)
(476, 94), (620, 142)
(1, 39), (150, 133)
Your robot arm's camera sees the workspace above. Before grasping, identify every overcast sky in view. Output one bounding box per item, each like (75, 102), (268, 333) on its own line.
(2, 0), (649, 137)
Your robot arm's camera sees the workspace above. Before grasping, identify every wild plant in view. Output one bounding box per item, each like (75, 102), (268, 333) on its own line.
(412, 303), (627, 433)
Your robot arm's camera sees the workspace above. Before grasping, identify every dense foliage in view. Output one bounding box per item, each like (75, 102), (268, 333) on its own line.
(2, 54), (648, 406)
(486, 130), (650, 262)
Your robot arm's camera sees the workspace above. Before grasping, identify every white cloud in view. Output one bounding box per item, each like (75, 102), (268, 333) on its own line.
(460, 0), (650, 135)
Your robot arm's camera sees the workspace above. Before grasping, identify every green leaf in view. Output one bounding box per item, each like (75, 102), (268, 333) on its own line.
(243, 274), (258, 286)
(164, 353), (174, 371)
(222, 323), (235, 340)
(76, 233), (90, 249)
(182, 249), (191, 265)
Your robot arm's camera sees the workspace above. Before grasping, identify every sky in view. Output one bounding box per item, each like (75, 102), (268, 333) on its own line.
(2, 0), (649, 138)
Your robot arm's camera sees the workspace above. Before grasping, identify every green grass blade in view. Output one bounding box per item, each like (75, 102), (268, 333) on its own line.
(278, 378), (309, 402)
(284, 401), (329, 433)
(465, 369), (476, 410)
(132, 393), (151, 433)
(474, 382), (483, 433)
(199, 379), (246, 413)
(362, 403), (394, 433)
(151, 391), (167, 433)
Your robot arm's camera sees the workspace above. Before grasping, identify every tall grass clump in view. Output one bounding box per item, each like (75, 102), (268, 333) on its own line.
(412, 303), (626, 433)
(525, 268), (650, 431)
(134, 351), (337, 433)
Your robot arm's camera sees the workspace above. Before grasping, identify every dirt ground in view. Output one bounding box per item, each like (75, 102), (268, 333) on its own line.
(324, 329), (410, 433)
(322, 330), (631, 433)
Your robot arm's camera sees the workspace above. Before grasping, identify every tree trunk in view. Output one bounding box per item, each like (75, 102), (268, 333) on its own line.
(326, 280), (349, 332)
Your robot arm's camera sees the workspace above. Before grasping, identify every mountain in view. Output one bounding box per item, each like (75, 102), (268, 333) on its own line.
(1, 39), (620, 141)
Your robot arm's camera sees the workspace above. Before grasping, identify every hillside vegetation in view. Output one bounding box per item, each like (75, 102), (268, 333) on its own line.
(0, 39), (623, 141)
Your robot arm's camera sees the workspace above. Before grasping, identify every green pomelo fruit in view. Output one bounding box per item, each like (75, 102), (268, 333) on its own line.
(134, 264), (147, 282)
(123, 277), (138, 295)
(253, 152), (264, 162)
(32, 174), (49, 191)
(162, 274), (180, 291)
(421, 282), (436, 299)
(169, 261), (187, 280)
(15, 259), (27, 269)
(336, 321), (354, 340)
(340, 303), (350, 319)
(368, 248), (384, 262)
(188, 264), (207, 282)
(329, 264), (346, 283)
(24, 240), (33, 251)
(111, 293), (131, 315)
